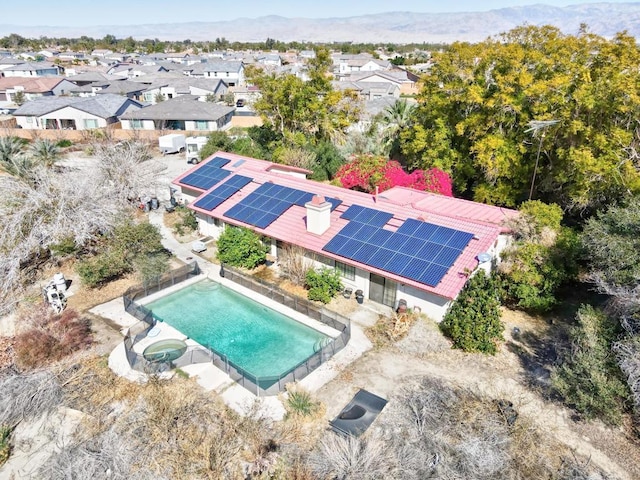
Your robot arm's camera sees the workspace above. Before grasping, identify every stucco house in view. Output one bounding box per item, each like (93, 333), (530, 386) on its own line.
(120, 95), (234, 131)
(1, 61), (62, 78)
(12, 94), (143, 130)
(203, 61), (244, 87)
(172, 151), (518, 321)
(0, 77), (76, 103)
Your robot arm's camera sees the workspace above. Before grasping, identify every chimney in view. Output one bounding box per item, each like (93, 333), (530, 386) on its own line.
(305, 195), (331, 235)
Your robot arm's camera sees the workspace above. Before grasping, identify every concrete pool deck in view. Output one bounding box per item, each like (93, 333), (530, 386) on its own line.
(97, 210), (382, 420)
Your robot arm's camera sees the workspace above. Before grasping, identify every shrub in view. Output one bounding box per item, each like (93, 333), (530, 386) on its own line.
(0, 425), (11, 466)
(77, 220), (166, 287)
(551, 305), (630, 425)
(76, 250), (128, 288)
(284, 384), (321, 418)
(14, 307), (93, 369)
(55, 139), (73, 148)
(440, 271), (503, 354)
(133, 252), (170, 287)
(216, 226), (268, 269)
(499, 201), (579, 312)
(305, 267), (342, 304)
(49, 236), (78, 257)
(173, 206), (199, 236)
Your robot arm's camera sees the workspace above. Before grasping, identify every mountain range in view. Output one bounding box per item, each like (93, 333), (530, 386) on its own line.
(2, 3), (640, 43)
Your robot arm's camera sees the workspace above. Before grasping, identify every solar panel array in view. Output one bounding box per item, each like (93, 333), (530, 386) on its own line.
(323, 216), (474, 287)
(193, 175), (253, 211)
(180, 156), (231, 190)
(224, 183), (342, 229)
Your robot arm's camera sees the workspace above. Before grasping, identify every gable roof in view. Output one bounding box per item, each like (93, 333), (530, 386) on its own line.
(204, 61), (243, 73)
(173, 151), (517, 300)
(0, 76), (70, 93)
(3, 61), (58, 72)
(120, 95), (234, 121)
(12, 94), (143, 118)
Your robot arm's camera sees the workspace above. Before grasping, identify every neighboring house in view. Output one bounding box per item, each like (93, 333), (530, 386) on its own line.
(0, 77), (77, 103)
(120, 94), (235, 131)
(172, 152), (518, 321)
(1, 61), (61, 78)
(94, 80), (150, 100)
(333, 54), (391, 75)
(257, 54), (282, 67)
(348, 69), (420, 96)
(58, 51), (86, 62)
(12, 93), (144, 130)
(137, 77), (228, 104)
(91, 49), (114, 57)
(332, 80), (400, 100)
(108, 63), (171, 79)
(203, 61), (244, 87)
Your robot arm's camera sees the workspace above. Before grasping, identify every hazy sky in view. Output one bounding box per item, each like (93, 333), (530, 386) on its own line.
(4, 1), (635, 26)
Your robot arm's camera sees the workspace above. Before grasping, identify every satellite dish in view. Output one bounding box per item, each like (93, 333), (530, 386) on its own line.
(477, 253), (492, 263)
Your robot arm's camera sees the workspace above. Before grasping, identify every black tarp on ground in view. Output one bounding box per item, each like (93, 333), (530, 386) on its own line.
(329, 389), (388, 437)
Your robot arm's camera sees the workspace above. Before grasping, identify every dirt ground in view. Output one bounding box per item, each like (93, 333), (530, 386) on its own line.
(315, 309), (640, 480)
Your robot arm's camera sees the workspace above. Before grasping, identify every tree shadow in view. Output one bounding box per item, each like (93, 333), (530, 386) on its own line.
(506, 326), (567, 393)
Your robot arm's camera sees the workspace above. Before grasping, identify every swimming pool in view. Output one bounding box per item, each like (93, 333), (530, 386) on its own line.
(145, 279), (330, 380)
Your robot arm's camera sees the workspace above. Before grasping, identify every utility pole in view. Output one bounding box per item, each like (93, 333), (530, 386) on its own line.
(525, 120), (559, 201)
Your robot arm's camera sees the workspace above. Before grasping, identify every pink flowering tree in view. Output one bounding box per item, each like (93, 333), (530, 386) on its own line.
(335, 155), (453, 196)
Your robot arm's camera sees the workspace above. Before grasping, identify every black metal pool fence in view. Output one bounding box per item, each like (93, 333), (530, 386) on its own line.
(122, 262), (351, 396)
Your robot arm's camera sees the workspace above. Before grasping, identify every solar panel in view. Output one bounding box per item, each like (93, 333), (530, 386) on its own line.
(192, 175), (252, 211)
(323, 215), (475, 288)
(341, 204), (364, 221)
(341, 205), (393, 227)
(181, 160), (232, 190)
(326, 198), (343, 211)
(396, 218), (422, 236)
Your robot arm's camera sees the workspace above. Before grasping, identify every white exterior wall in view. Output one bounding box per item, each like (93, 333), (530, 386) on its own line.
(16, 106), (108, 130)
(121, 119), (155, 130)
(4, 67), (59, 78)
(395, 283), (452, 322)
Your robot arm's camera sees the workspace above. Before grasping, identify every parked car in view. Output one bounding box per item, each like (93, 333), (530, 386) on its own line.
(236, 99), (245, 107)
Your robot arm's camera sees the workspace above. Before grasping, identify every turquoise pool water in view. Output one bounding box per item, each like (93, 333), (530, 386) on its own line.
(146, 279), (329, 378)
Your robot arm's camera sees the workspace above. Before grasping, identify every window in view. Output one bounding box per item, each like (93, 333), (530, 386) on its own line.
(316, 255), (334, 269)
(195, 120), (208, 130)
(130, 119), (143, 129)
(143, 93), (154, 102)
(84, 118), (98, 129)
(335, 261), (355, 281)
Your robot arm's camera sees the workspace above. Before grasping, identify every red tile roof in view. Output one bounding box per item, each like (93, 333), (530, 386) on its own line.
(173, 151), (517, 300)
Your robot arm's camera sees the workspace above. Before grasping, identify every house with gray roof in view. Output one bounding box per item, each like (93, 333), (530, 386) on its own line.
(133, 76), (228, 104)
(120, 94), (234, 131)
(12, 94), (144, 130)
(203, 61), (244, 86)
(1, 61), (61, 78)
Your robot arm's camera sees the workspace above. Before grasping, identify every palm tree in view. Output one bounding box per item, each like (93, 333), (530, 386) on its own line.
(29, 139), (61, 168)
(0, 136), (25, 165)
(377, 99), (416, 157)
(0, 136), (34, 179)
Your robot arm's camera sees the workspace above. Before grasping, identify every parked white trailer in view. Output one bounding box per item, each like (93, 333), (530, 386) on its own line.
(185, 136), (209, 164)
(159, 134), (186, 155)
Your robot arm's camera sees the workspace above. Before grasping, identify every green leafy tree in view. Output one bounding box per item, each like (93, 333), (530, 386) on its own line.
(552, 305), (630, 425)
(12, 91), (25, 106)
(402, 26), (640, 213)
(247, 47), (361, 144)
(440, 271), (503, 354)
(77, 220), (167, 287)
(305, 267), (343, 304)
(310, 141), (346, 181)
(199, 131), (233, 160)
(499, 201), (579, 311)
(581, 197), (640, 289)
(216, 226), (268, 269)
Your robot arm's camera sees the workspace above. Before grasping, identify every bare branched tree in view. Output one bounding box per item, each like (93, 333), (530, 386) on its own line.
(613, 337), (640, 415)
(310, 433), (398, 480)
(0, 369), (63, 429)
(92, 140), (166, 203)
(0, 139), (166, 315)
(278, 244), (314, 286)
